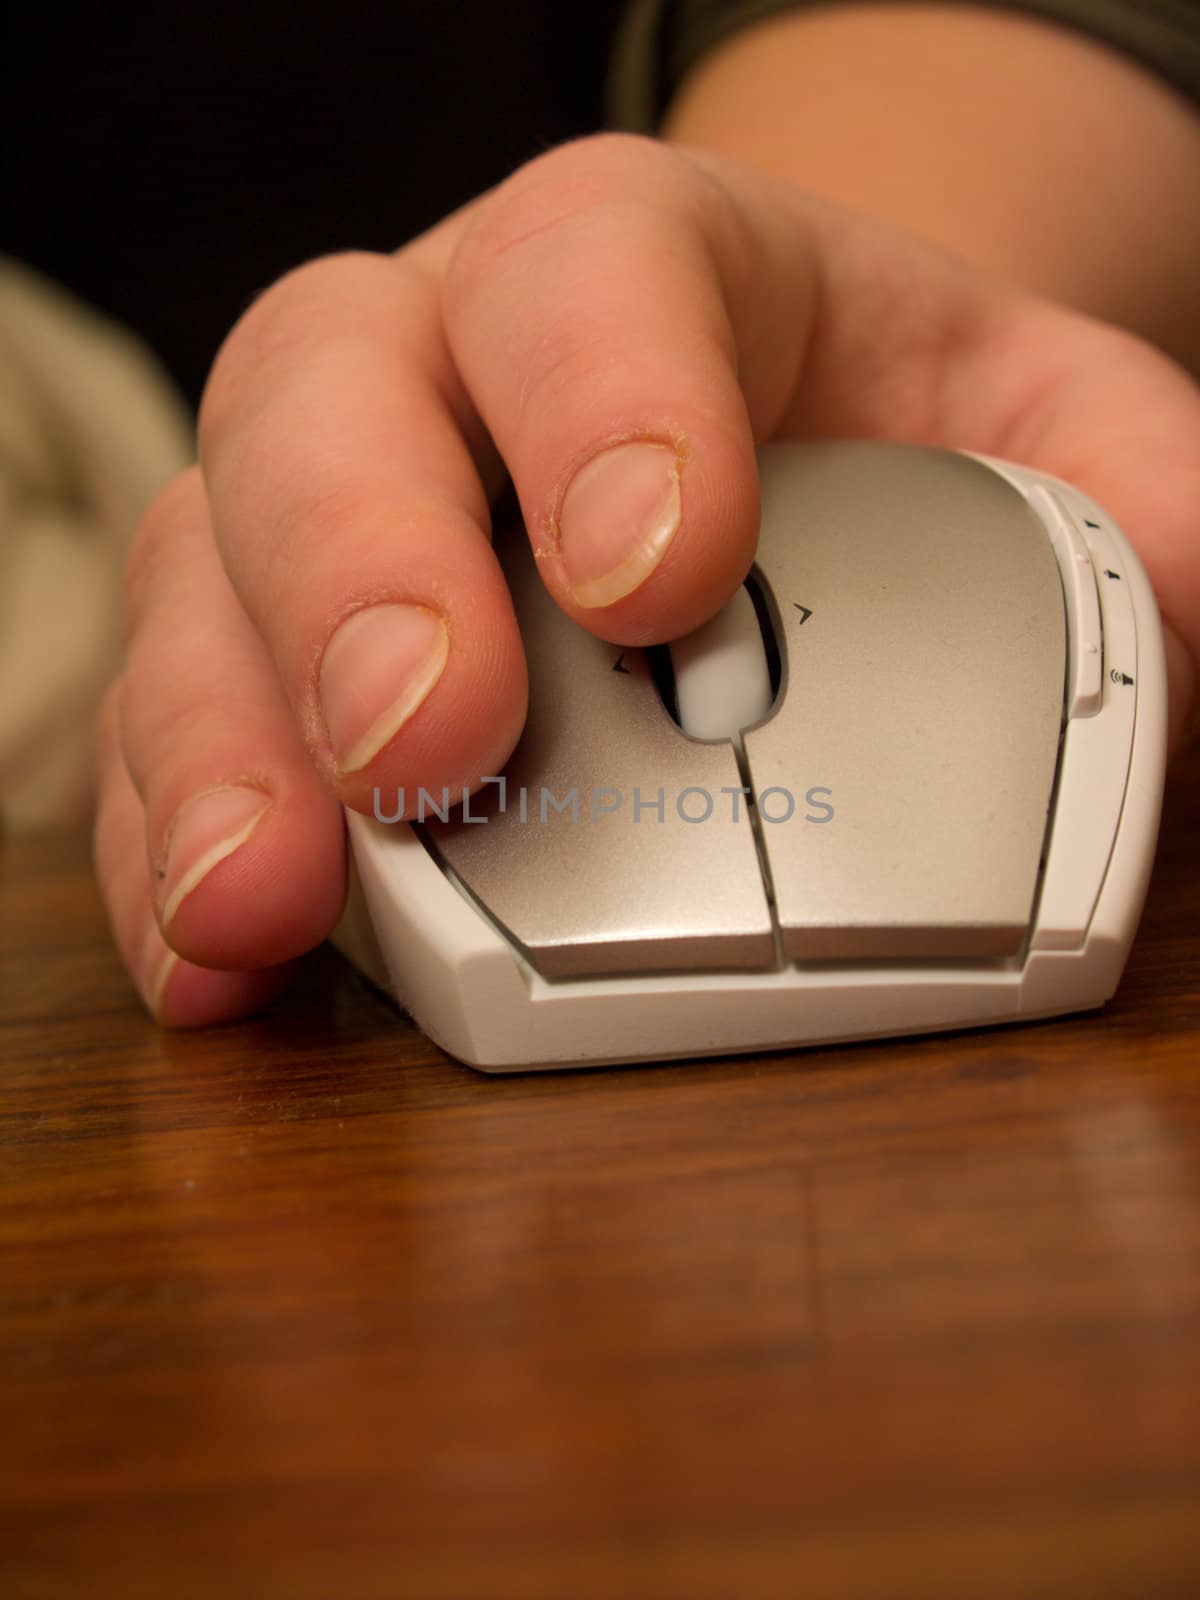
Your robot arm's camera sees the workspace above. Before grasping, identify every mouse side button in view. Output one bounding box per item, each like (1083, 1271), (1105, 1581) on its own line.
(1030, 486), (1150, 949)
(1029, 485), (1104, 717)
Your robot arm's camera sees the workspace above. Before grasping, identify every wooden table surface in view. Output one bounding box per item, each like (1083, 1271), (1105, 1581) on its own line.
(3, 749), (1199, 1600)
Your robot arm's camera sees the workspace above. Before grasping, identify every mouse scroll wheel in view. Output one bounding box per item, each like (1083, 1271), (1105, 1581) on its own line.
(668, 582), (776, 740)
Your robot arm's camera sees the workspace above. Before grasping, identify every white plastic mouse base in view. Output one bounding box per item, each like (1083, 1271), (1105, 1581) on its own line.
(335, 452), (1166, 1072)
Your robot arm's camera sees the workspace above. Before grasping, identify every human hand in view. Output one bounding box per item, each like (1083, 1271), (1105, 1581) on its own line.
(93, 134), (1200, 1024)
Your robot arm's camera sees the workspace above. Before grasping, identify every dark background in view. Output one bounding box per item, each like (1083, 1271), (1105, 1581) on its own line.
(7, 1), (631, 404)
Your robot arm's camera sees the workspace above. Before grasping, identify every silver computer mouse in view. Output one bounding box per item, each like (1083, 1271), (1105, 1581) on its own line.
(336, 441), (1167, 1071)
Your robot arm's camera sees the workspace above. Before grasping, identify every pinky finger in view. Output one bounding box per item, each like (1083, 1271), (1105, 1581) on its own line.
(93, 684), (290, 1026)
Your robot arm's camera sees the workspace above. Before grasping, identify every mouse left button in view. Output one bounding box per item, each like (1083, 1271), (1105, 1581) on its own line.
(422, 530), (776, 979)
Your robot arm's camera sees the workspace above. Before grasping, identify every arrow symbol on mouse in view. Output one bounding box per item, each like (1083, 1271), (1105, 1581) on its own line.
(612, 652), (631, 674)
(1104, 569), (1121, 580)
(793, 604), (814, 625)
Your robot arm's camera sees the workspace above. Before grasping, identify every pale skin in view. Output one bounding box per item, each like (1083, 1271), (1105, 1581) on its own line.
(94, 3), (1200, 1024)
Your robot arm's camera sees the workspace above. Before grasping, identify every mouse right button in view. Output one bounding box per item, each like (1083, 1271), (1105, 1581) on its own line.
(743, 443), (1066, 961)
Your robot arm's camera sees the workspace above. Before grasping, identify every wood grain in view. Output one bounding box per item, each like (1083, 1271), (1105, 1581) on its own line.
(2, 748), (1199, 1599)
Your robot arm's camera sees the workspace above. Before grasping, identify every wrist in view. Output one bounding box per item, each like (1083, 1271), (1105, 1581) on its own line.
(664, 3), (1200, 373)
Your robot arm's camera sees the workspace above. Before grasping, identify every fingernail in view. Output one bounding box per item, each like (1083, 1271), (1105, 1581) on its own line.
(556, 441), (682, 608)
(145, 941), (180, 1020)
(159, 785), (272, 929)
(320, 603), (449, 773)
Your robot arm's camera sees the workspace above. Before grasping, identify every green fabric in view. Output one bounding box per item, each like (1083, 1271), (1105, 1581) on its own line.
(608, 0), (1200, 127)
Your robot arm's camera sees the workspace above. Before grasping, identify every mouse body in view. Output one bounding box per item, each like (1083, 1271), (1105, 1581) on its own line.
(336, 441), (1167, 1071)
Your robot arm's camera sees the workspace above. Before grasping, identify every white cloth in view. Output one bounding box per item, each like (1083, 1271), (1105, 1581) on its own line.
(0, 259), (193, 827)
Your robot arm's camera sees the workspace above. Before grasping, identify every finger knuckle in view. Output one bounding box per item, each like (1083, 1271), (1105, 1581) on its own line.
(198, 250), (392, 449)
(446, 133), (669, 294)
(122, 467), (204, 646)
